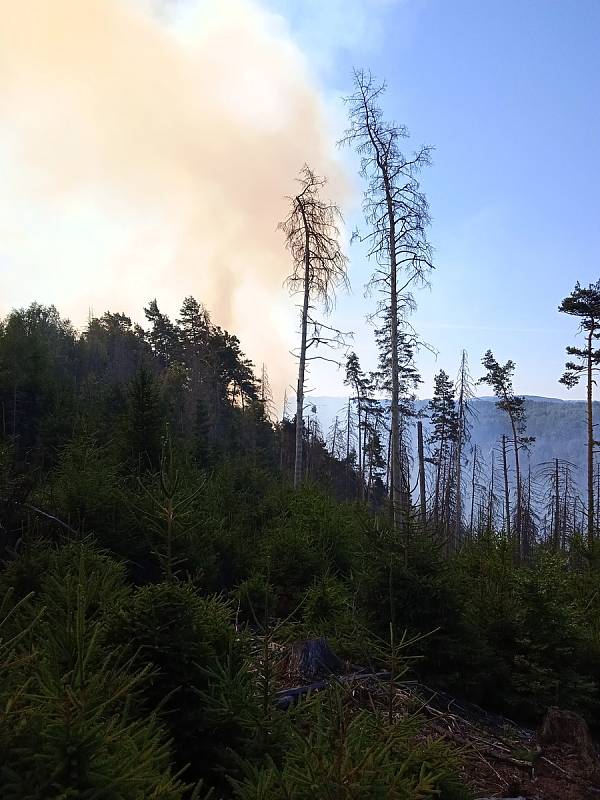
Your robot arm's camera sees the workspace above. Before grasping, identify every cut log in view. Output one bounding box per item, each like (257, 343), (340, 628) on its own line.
(274, 671), (391, 710)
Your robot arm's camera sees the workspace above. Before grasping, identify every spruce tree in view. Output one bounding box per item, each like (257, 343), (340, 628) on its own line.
(122, 365), (163, 472)
(428, 370), (458, 534)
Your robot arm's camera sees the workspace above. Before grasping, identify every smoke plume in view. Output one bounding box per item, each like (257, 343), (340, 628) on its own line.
(0, 0), (348, 397)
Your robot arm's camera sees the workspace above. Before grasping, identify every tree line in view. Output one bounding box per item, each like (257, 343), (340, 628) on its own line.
(281, 69), (600, 564)
(2, 66), (600, 798)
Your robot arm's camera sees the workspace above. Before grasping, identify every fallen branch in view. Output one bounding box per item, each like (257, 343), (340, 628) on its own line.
(24, 504), (80, 536)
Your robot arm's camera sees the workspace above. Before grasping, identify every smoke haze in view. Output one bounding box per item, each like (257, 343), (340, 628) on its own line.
(0, 0), (349, 396)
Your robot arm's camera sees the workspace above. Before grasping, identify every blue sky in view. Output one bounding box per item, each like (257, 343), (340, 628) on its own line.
(1, 0), (598, 402)
(271, 0), (600, 400)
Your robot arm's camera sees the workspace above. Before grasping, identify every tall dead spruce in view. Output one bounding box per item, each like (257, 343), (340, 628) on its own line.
(279, 165), (349, 489)
(340, 69), (433, 531)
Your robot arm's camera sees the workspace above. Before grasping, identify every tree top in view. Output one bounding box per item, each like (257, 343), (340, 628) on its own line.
(559, 280), (600, 320)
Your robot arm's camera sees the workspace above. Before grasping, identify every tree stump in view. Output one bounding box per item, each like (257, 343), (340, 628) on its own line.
(540, 706), (597, 771)
(281, 637), (347, 682)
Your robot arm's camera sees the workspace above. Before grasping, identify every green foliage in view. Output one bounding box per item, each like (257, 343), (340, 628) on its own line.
(7, 296), (600, 797)
(232, 689), (472, 800)
(0, 541), (188, 799)
(108, 581), (244, 784)
(49, 428), (123, 551)
(263, 487), (361, 614)
(459, 538), (600, 718)
(135, 434), (206, 582)
(198, 649), (292, 793)
(122, 365), (165, 472)
(236, 573), (276, 627)
(358, 530), (488, 692)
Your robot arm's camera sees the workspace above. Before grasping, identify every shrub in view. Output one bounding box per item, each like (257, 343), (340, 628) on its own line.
(231, 688), (472, 800)
(0, 543), (187, 799)
(108, 582), (245, 785)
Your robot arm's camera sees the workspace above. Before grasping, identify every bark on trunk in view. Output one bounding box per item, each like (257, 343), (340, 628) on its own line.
(507, 412), (521, 559)
(417, 420), (427, 525)
(554, 458), (561, 551)
(501, 434), (511, 540)
(386, 180), (402, 532)
(470, 444), (477, 535)
(293, 205), (311, 489)
(587, 323), (595, 546)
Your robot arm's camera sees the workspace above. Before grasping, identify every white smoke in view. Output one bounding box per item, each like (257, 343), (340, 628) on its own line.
(0, 0), (349, 396)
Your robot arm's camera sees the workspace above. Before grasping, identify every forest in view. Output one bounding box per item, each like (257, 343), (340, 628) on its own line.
(2, 69), (600, 799)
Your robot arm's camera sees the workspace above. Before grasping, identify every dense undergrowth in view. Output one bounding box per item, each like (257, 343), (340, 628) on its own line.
(2, 302), (600, 797)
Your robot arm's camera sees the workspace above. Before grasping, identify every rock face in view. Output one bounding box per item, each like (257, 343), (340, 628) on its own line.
(540, 707), (598, 771)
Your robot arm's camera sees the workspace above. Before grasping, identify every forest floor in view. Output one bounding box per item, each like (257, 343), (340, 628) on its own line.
(273, 638), (600, 800)
(412, 685), (600, 800)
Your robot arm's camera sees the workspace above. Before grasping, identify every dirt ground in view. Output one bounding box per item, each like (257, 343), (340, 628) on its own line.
(272, 638), (600, 800)
(400, 684), (600, 800)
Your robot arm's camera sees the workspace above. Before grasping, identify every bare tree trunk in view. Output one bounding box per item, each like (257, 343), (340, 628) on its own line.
(596, 461), (600, 540)
(470, 445), (477, 535)
(587, 323), (595, 546)
(345, 399), (351, 497)
(444, 443), (455, 545)
(454, 350), (468, 544)
(554, 458), (561, 551)
(455, 452), (462, 539)
(293, 217), (310, 489)
(12, 383), (17, 437)
(417, 420), (426, 525)
(385, 424), (392, 497)
(524, 465), (532, 559)
(434, 424), (446, 528)
(361, 408), (370, 500)
(331, 416), (338, 458)
(508, 414), (521, 558)
(562, 487), (568, 550)
(379, 167), (403, 532)
(501, 435), (511, 541)
(487, 451), (495, 534)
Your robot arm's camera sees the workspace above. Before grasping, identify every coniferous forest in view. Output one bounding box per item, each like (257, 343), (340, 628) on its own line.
(3, 71), (600, 800)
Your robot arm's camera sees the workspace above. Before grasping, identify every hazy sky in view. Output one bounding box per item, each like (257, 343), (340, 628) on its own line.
(275, 0), (600, 402)
(1, 0), (599, 401)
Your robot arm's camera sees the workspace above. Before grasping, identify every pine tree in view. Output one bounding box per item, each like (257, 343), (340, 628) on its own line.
(559, 280), (600, 546)
(144, 299), (181, 367)
(480, 351), (534, 558)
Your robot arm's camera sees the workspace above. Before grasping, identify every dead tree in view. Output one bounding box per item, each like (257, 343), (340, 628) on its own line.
(417, 420), (427, 524)
(501, 434), (511, 539)
(454, 350), (475, 542)
(279, 165), (349, 489)
(537, 459), (580, 550)
(340, 69), (433, 531)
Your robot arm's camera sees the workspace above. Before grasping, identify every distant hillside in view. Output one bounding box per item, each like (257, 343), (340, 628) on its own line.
(309, 395), (598, 490)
